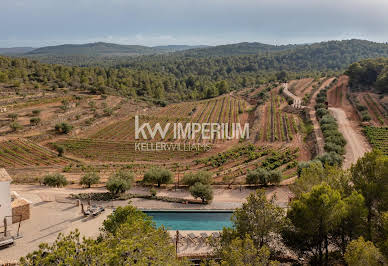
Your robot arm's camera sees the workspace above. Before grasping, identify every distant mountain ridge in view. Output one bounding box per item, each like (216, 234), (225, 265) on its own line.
(178, 42), (299, 57)
(23, 42), (208, 56)
(0, 47), (35, 55)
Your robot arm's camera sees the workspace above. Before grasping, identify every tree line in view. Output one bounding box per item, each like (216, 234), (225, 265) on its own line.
(346, 57), (388, 93)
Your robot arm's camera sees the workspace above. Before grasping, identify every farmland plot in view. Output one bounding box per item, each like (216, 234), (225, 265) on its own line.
(0, 138), (69, 168)
(90, 95), (247, 143)
(363, 126), (388, 155)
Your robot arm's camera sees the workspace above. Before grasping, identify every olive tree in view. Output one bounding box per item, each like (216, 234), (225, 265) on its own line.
(143, 167), (173, 187)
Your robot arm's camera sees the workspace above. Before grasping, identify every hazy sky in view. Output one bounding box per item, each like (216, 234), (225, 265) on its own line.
(1, 0), (388, 47)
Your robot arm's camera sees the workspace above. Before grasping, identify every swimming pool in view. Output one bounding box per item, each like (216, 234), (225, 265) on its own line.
(142, 210), (233, 231)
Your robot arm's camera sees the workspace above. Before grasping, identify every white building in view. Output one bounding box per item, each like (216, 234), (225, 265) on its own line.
(0, 168), (12, 225)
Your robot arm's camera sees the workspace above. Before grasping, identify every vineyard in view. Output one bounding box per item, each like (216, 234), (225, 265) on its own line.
(287, 78), (315, 97)
(361, 93), (388, 125)
(192, 144), (299, 183)
(259, 93), (300, 142)
(363, 126), (388, 155)
(0, 138), (70, 168)
(90, 95), (247, 143)
(54, 138), (206, 162)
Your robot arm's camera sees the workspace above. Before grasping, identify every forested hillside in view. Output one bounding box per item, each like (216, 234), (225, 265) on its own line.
(1, 40), (388, 104)
(24, 42), (205, 57)
(346, 57), (388, 93)
(177, 42), (297, 57)
(0, 55), (258, 102)
(125, 40), (388, 76)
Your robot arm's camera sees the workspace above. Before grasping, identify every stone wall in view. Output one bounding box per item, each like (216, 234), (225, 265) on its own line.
(11, 199), (30, 223)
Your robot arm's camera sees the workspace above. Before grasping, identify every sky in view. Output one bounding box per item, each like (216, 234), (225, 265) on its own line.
(1, 0), (388, 48)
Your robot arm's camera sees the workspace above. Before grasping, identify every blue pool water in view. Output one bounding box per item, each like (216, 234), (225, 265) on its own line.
(142, 210), (233, 231)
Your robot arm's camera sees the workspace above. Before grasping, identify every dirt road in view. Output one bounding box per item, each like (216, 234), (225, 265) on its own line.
(329, 107), (370, 168)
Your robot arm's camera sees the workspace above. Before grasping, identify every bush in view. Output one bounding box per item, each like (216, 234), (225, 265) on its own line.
(80, 172), (100, 188)
(55, 122), (73, 134)
(316, 108), (329, 119)
(324, 135), (346, 146)
(268, 170), (282, 184)
(316, 152), (343, 166)
(189, 182), (213, 203)
(246, 168), (269, 186)
(106, 170), (134, 195)
(7, 113), (18, 121)
(344, 237), (386, 266)
(30, 117), (41, 126)
(53, 144), (65, 157)
(150, 188), (157, 197)
(143, 167), (173, 187)
(182, 171), (212, 187)
(43, 173), (68, 187)
(32, 109), (41, 116)
(319, 115), (336, 125)
(361, 111), (371, 121)
(324, 142), (345, 155)
(297, 160), (322, 177)
(9, 122), (23, 132)
(103, 108), (113, 116)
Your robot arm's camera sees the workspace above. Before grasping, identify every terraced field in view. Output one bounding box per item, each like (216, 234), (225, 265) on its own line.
(54, 138), (207, 162)
(362, 93), (388, 125)
(90, 95), (247, 143)
(259, 94), (300, 142)
(0, 138), (70, 168)
(363, 126), (388, 155)
(192, 144), (299, 183)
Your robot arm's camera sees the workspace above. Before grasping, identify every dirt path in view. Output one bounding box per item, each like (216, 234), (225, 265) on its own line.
(283, 83), (302, 108)
(329, 107), (371, 168)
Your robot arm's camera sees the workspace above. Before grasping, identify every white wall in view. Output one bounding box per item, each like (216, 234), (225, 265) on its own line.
(0, 181), (12, 226)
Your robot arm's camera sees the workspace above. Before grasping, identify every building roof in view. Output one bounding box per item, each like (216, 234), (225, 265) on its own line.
(0, 168), (12, 182)
(11, 198), (30, 208)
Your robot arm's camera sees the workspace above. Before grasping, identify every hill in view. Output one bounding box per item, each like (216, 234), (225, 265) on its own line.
(345, 57), (388, 93)
(123, 39), (388, 80)
(0, 47), (35, 55)
(25, 42), (206, 57)
(179, 42), (297, 57)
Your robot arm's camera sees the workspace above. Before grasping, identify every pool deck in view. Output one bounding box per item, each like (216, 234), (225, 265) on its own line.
(169, 230), (218, 257)
(0, 184), (292, 262)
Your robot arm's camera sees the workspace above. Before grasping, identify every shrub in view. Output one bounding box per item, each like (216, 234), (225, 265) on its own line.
(43, 173), (68, 187)
(189, 182), (213, 203)
(32, 109), (41, 116)
(316, 152), (343, 166)
(324, 142), (345, 155)
(55, 122), (73, 134)
(246, 168), (269, 186)
(7, 113), (18, 121)
(143, 167), (173, 187)
(103, 108), (113, 116)
(182, 171), (212, 187)
(80, 172), (100, 188)
(268, 170), (282, 184)
(344, 237), (385, 266)
(9, 122), (23, 132)
(53, 144), (65, 156)
(297, 160), (322, 177)
(30, 117), (41, 125)
(361, 111), (371, 121)
(106, 170), (134, 195)
(150, 188), (157, 197)
(316, 108), (329, 119)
